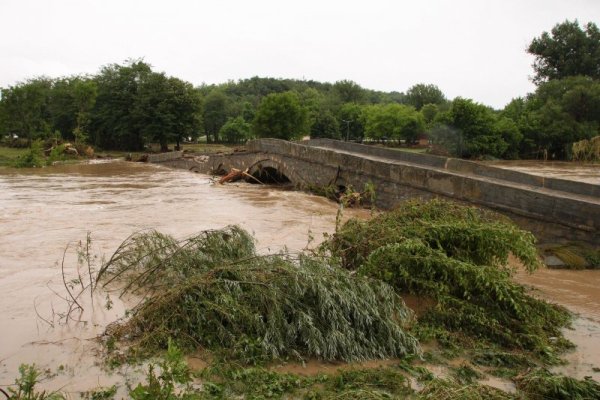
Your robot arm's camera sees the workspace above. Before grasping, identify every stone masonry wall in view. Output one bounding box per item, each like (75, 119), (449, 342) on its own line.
(155, 139), (600, 244)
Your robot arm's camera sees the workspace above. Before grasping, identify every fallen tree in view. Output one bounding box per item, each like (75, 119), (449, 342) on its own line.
(97, 226), (420, 362)
(324, 199), (572, 360)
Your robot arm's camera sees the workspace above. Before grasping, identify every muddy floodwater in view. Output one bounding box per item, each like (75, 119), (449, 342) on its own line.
(489, 160), (600, 185)
(0, 160), (368, 394)
(0, 160), (599, 394)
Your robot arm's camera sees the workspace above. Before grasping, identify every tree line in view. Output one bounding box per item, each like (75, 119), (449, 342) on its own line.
(1, 19), (599, 160)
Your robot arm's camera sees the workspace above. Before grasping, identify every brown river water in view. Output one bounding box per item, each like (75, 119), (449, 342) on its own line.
(490, 160), (600, 184)
(0, 160), (599, 395)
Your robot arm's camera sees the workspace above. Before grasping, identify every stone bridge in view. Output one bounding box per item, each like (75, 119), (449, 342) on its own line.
(159, 138), (600, 245)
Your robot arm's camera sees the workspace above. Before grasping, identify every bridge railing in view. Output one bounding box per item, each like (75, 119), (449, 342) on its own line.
(251, 138), (599, 199)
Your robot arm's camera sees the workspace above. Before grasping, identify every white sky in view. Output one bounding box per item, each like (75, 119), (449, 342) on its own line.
(1, 0), (599, 108)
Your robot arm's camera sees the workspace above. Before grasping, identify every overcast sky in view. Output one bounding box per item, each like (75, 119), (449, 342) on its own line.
(1, 0), (599, 108)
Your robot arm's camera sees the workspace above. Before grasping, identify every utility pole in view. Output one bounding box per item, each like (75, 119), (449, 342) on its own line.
(342, 119), (352, 142)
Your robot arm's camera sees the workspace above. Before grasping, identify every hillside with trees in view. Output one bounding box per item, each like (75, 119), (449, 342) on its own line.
(1, 20), (599, 160)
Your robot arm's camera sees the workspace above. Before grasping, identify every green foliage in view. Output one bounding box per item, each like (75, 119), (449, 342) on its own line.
(200, 365), (313, 399)
(198, 362), (416, 399)
(495, 117), (523, 159)
(252, 91), (308, 140)
(310, 109), (340, 139)
(135, 73), (202, 151)
(46, 144), (66, 165)
(421, 103), (439, 127)
(218, 116), (251, 144)
(516, 368), (600, 399)
(450, 364), (483, 385)
(405, 83), (447, 110)
(6, 364), (65, 400)
(528, 20), (600, 84)
(328, 199), (539, 271)
(516, 76), (600, 159)
(323, 367), (412, 399)
(332, 80), (366, 104)
(13, 140), (45, 168)
(98, 226), (420, 362)
(436, 98), (509, 158)
(0, 78), (53, 143)
(417, 378), (516, 399)
(364, 103), (424, 143)
(337, 102), (366, 141)
(129, 339), (195, 400)
(472, 349), (533, 371)
(80, 385), (117, 400)
(326, 199), (572, 358)
(91, 60), (152, 150)
(202, 89), (230, 143)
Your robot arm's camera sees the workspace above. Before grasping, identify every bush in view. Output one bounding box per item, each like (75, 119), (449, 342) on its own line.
(13, 140), (45, 168)
(6, 364), (65, 400)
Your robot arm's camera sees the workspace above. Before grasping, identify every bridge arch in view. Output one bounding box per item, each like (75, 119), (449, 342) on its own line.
(246, 158), (299, 184)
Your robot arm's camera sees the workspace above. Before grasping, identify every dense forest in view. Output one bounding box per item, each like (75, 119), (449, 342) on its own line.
(1, 20), (599, 160)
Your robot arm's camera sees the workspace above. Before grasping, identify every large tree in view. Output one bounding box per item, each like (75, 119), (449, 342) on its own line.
(202, 89), (229, 143)
(310, 110), (340, 139)
(364, 104), (424, 143)
(252, 91), (308, 140)
(528, 20), (600, 84)
(90, 60), (152, 150)
(219, 116), (251, 144)
(332, 80), (366, 104)
(434, 98), (509, 158)
(135, 73), (202, 151)
(517, 76), (600, 159)
(337, 103), (366, 141)
(404, 83), (446, 110)
(0, 78), (53, 142)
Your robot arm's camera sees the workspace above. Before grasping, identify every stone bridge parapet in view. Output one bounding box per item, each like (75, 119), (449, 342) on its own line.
(154, 139), (600, 245)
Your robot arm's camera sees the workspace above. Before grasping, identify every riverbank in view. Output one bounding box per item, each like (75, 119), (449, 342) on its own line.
(0, 143), (237, 169)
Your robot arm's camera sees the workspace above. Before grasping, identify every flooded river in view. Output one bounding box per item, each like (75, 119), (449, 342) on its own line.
(490, 160), (600, 184)
(0, 160), (599, 394)
(0, 160), (367, 394)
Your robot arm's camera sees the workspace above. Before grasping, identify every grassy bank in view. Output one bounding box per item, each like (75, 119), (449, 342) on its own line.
(0, 146), (28, 167)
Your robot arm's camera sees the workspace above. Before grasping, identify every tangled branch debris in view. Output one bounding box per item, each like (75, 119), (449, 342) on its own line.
(325, 199), (571, 359)
(97, 226), (420, 362)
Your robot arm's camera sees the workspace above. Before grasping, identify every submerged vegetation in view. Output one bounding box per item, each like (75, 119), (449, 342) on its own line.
(13, 199), (598, 399)
(3, 364), (65, 400)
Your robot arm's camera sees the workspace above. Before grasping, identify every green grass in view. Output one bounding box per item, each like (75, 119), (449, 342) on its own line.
(0, 146), (28, 167)
(388, 146), (428, 153)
